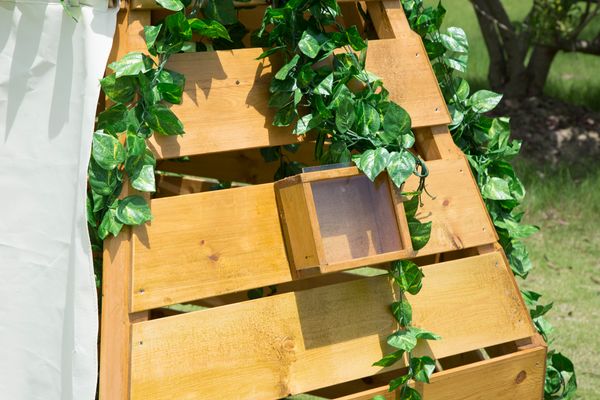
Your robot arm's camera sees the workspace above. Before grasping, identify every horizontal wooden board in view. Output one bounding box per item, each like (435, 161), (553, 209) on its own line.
(130, 251), (536, 400)
(132, 0), (401, 11)
(131, 157), (496, 311)
(329, 346), (546, 400)
(147, 38), (450, 159)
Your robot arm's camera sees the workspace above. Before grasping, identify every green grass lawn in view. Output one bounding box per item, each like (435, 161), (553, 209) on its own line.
(517, 162), (600, 400)
(434, 0), (600, 110)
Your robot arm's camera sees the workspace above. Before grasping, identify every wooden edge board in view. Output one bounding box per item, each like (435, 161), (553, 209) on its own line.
(131, 157), (497, 311)
(329, 345), (546, 400)
(130, 251), (536, 400)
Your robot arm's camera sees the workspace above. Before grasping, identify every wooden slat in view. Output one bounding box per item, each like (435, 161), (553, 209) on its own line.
(130, 251), (536, 400)
(131, 157), (496, 311)
(331, 346), (545, 400)
(148, 38), (450, 159)
(99, 8), (151, 400)
(153, 125), (460, 186)
(334, 346), (546, 400)
(132, 0), (393, 11)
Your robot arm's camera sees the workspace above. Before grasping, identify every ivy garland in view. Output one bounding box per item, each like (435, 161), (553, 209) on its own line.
(400, 0), (577, 398)
(87, 0), (234, 285)
(256, 0), (429, 191)
(371, 205), (442, 399)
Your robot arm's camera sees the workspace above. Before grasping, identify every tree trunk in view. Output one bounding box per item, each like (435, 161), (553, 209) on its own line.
(471, 0), (559, 100)
(525, 45), (558, 96)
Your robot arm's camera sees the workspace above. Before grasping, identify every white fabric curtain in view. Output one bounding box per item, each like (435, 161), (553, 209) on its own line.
(0, 2), (116, 399)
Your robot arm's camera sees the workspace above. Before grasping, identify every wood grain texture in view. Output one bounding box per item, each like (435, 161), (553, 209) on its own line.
(131, 183), (291, 311)
(99, 8), (151, 400)
(130, 251), (535, 399)
(335, 346), (546, 400)
(131, 157), (496, 311)
(148, 38), (450, 159)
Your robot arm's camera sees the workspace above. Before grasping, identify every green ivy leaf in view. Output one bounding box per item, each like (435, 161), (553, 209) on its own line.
(298, 30), (321, 58)
(335, 97), (355, 133)
(468, 90), (502, 113)
(100, 74), (136, 104)
(494, 219), (539, 239)
(189, 18), (231, 41)
(98, 208), (124, 239)
(481, 177), (513, 200)
(204, 0), (237, 25)
(157, 82), (184, 104)
(387, 151), (416, 187)
(372, 349), (405, 368)
(404, 196), (419, 219)
(116, 196), (152, 225)
(382, 103), (411, 145)
(391, 260), (424, 295)
(411, 356), (436, 383)
(345, 25), (367, 51)
(145, 104), (184, 135)
(97, 104), (128, 135)
(131, 164), (156, 192)
(388, 374), (410, 391)
(392, 300), (412, 326)
(257, 45), (287, 60)
(391, 300), (412, 326)
(275, 54), (300, 80)
(108, 52), (153, 78)
(402, 387), (422, 400)
(88, 159), (120, 196)
(293, 114), (313, 135)
(353, 148), (390, 181)
(273, 103), (297, 127)
(313, 73), (334, 95)
(268, 91), (293, 109)
(387, 329), (417, 352)
(408, 219), (432, 251)
(155, 0), (183, 11)
(321, 141), (351, 164)
(92, 131), (126, 171)
(410, 326), (441, 341)
(144, 25), (162, 54)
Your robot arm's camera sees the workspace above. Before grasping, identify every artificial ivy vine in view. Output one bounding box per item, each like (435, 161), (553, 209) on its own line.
(87, 0), (234, 285)
(400, 1), (577, 398)
(257, 0), (429, 189)
(372, 203), (440, 399)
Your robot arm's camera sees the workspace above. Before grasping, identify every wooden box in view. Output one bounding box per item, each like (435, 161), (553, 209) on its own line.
(275, 165), (413, 274)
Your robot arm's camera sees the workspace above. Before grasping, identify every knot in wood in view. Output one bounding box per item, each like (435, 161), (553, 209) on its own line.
(515, 370), (527, 384)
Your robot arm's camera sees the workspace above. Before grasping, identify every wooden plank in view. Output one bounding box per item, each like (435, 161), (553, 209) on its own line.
(333, 346), (546, 400)
(130, 251), (536, 400)
(367, 0), (411, 39)
(132, 0), (392, 11)
(414, 125), (464, 161)
(99, 8), (151, 400)
(148, 38), (450, 159)
(131, 157), (496, 311)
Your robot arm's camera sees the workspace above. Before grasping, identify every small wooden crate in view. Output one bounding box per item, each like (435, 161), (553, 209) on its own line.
(275, 165), (413, 274)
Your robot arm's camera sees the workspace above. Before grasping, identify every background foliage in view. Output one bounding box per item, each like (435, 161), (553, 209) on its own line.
(402, 1), (577, 398)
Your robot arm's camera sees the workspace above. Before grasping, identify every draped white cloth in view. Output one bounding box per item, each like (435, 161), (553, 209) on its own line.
(0, 2), (116, 398)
